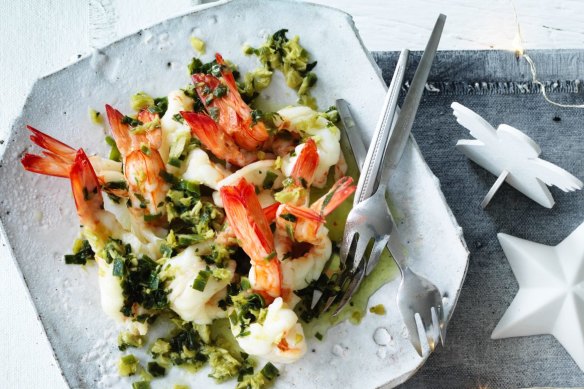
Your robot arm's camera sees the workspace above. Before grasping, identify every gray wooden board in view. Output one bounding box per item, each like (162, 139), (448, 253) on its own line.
(372, 50), (584, 388)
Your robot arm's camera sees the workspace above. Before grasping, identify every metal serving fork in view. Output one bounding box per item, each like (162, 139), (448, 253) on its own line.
(330, 14), (447, 356)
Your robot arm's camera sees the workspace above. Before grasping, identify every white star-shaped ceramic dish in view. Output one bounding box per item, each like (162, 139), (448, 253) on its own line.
(452, 102), (583, 208)
(492, 222), (584, 371)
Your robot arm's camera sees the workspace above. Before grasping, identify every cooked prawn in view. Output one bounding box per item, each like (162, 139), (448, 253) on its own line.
(234, 297), (306, 364)
(106, 105), (169, 217)
(21, 126), (127, 198)
(181, 111), (258, 167)
(278, 105), (342, 188)
(276, 176), (355, 290)
(220, 178), (281, 300)
(275, 137), (320, 208)
(193, 53), (269, 151)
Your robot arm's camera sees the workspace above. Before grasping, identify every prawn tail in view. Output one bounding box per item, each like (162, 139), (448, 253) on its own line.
(137, 109), (162, 149)
(262, 202), (280, 223)
(248, 121), (270, 144)
(282, 204), (325, 224)
(314, 176), (356, 216)
(21, 153), (71, 178)
(220, 178), (275, 260)
(70, 149), (104, 224)
(105, 104), (131, 155)
(21, 126), (77, 178)
(192, 73), (222, 112)
(182, 111), (255, 167)
(181, 110), (226, 154)
(136, 108), (158, 124)
(215, 53), (238, 91)
(291, 138), (319, 185)
(27, 126), (76, 158)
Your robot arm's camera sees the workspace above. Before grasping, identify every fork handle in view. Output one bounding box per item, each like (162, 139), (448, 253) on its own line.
(377, 14), (446, 186)
(354, 49), (410, 206)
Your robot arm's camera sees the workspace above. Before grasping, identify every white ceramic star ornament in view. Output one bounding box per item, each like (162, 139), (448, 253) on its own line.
(492, 222), (584, 371)
(452, 102), (583, 208)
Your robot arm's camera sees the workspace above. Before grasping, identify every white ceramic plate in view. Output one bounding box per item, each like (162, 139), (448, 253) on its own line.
(0, 0), (469, 387)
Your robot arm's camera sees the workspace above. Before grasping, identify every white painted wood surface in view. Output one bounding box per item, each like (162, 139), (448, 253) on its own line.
(2, 1), (584, 387)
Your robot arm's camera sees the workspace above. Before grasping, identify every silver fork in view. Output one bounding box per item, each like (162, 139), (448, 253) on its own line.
(331, 14), (447, 356)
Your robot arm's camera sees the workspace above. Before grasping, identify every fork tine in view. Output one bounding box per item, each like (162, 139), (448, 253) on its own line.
(431, 306), (442, 348)
(339, 229), (356, 266)
(422, 313), (437, 353)
(351, 234), (370, 271)
(404, 313), (423, 357)
(365, 236), (390, 276)
(332, 262), (367, 315)
(436, 304), (446, 346)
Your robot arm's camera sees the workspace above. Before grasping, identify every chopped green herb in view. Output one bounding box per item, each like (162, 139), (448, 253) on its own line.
(105, 136), (122, 162)
(204, 346), (241, 382)
(192, 269), (211, 291)
(64, 239), (94, 265)
(298, 72), (317, 96)
(168, 157), (182, 168)
(147, 361), (166, 377)
(260, 362), (279, 380)
(118, 354), (139, 376)
(172, 113), (185, 123)
(213, 84), (228, 98)
(324, 106), (339, 123)
(240, 277), (251, 291)
(130, 92), (154, 111)
(121, 115), (143, 127)
(103, 181), (127, 191)
(209, 107), (220, 122)
(118, 332), (144, 351)
(279, 213), (297, 222)
(112, 257), (125, 277)
(210, 64), (223, 77)
(148, 96), (168, 116)
(132, 382), (151, 389)
(140, 144), (151, 155)
(315, 332), (323, 341)
(262, 170), (278, 189)
(264, 251), (276, 261)
(243, 29), (318, 106)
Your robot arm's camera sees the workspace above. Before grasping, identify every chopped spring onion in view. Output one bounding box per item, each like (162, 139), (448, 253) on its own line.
(260, 362), (279, 380)
(118, 354), (139, 376)
(192, 269), (211, 291)
(64, 239), (94, 265)
(240, 277), (251, 291)
(105, 136), (122, 162)
(130, 91), (154, 111)
(147, 361), (166, 377)
(132, 381), (151, 389)
(112, 257), (125, 277)
(262, 170), (278, 189)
